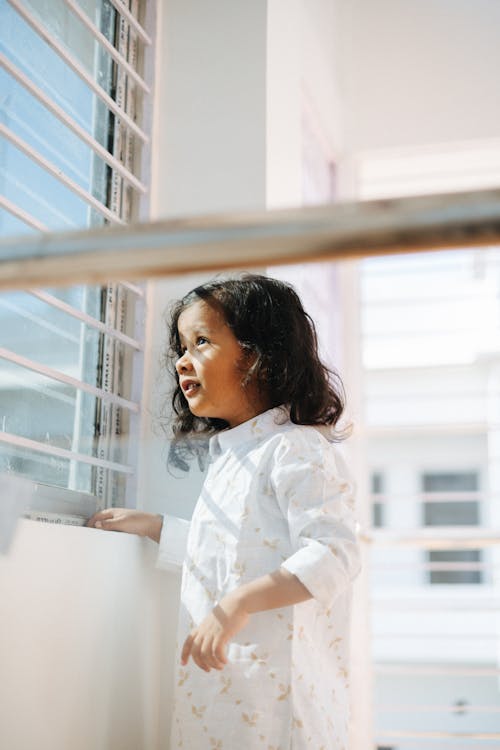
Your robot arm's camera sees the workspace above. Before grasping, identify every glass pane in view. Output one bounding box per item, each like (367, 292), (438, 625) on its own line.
(422, 472), (479, 493)
(0, 440), (126, 494)
(0, 357), (129, 462)
(429, 550), (482, 585)
(423, 501), (479, 526)
(0, 142), (100, 232)
(0, 0), (128, 498)
(0, 0), (115, 144)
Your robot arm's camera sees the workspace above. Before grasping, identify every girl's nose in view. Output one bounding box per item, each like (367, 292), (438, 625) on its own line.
(176, 351), (193, 374)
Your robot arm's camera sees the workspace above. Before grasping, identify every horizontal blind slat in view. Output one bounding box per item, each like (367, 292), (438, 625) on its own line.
(0, 53), (147, 194)
(0, 430), (133, 473)
(0, 123), (125, 226)
(119, 281), (145, 297)
(7, 0), (149, 143)
(0, 193), (48, 232)
(29, 290), (143, 350)
(107, 0), (152, 45)
(0, 295), (78, 344)
(61, 0), (150, 93)
(0, 346), (139, 412)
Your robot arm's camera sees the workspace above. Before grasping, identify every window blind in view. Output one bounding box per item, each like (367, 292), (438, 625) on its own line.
(0, 0), (151, 509)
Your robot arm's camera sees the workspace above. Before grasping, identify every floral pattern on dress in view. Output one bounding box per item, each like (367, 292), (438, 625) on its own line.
(159, 406), (361, 749)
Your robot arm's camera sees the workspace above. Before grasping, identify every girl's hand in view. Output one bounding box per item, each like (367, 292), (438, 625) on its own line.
(86, 508), (163, 542)
(181, 592), (250, 672)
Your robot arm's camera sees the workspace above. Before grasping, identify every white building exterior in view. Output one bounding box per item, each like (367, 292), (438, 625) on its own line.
(359, 198), (500, 745)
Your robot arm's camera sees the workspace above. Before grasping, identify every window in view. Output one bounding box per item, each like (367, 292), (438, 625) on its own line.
(0, 0), (151, 512)
(422, 471), (482, 585)
(371, 471), (385, 528)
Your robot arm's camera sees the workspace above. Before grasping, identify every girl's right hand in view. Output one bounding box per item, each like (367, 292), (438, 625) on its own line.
(86, 508), (163, 543)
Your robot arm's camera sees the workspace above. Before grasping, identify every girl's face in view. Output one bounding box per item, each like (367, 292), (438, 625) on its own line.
(175, 299), (265, 427)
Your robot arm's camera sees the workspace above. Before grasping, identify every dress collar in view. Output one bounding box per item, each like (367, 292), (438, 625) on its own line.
(209, 405), (289, 457)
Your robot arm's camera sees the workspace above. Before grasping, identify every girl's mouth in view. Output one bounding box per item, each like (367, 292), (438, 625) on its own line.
(182, 381), (201, 396)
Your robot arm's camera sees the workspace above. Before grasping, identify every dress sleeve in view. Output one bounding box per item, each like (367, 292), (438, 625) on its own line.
(270, 431), (361, 609)
(155, 513), (190, 572)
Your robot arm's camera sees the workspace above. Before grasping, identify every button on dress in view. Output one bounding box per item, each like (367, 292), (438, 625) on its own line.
(157, 406), (361, 750)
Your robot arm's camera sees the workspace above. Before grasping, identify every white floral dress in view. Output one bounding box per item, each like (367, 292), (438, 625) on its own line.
(157, 406), (361, 750)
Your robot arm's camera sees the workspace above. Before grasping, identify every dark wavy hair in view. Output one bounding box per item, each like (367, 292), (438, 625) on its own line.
(165, 274), (347, 469)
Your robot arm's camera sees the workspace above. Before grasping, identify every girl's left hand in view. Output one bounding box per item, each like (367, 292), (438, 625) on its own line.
(181, 592), (249, 672)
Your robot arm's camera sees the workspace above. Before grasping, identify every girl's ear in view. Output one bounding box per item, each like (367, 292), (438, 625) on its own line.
(239, 347), (259, 386)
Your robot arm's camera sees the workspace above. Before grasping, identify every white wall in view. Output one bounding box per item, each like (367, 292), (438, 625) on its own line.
(138, 0), (272, 521)
(0, 520), (179, 750)
(335, 0), (500, 152)
(365, 364), (491, 429)
(374, 667), (500, 750)
(151, 0), (267, 216)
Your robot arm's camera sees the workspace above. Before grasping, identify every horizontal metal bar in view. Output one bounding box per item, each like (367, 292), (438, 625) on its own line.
(0, 123), (124, 226)
(7, 0), (148, 144)
(29, 290), (143, 350)
(0, 193), (47, 232)
(362, 527), (500, 548)
(0, 430), (133, 474)
(61, 0), (150, 94)
(0, 346), (139, 412)
(0, 53), (146, 194)
(107, 0), (152, 45)
(1, 188), (500, 289)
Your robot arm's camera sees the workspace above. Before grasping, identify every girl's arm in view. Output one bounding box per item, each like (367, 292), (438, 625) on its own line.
(87, 509), (190, 573)
(86, 508), (163, 542)
(181, 568), (311, 672)
(232, 567), (312, 613)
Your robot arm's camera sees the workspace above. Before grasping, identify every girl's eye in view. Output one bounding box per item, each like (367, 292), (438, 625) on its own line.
(196, 336), (208, 346)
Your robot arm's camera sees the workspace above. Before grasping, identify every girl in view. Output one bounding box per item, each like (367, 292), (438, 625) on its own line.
(87, 274), (361, 750)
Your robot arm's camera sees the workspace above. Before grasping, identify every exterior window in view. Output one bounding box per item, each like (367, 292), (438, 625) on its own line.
(422, 472), (481, 585)
(0, 0), (148, 509)
(371, 471), (385, 528)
